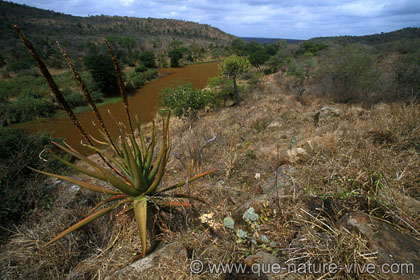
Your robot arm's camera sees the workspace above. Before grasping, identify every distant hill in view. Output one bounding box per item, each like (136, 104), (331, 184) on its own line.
(0, 0), (235, 69)
(241, 37), (305, 44)
(309, 27), (420, 45)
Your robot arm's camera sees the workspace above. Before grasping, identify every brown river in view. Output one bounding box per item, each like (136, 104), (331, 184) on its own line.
(16, 62), (219, 153)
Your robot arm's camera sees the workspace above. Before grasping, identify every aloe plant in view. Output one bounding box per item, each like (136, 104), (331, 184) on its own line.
(29, 114), (213, 257)
(15, 25), (214, 258)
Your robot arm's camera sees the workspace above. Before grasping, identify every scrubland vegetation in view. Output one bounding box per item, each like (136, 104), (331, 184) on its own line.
(0, 2), (419, 279)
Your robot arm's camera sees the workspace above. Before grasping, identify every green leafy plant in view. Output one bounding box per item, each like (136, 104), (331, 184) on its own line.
(15, 25), (214, 258)
(219, 55), (251, 105)
(159, 82), (214, 120)
(223, 207), (277, 253)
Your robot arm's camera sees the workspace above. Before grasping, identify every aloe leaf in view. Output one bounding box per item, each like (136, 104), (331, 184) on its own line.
(148, 119), (168, 182)
(144, 121), (156, 170)
(144, 150), (167, 195)
(28, 166), (121, 195)
(158, 169), (216, 194)
(86, 194), (128, 216)
(53, 141), (104, 172)
(133, 195), (148, 257)
(50, 153), (107, 181)
(82, 143), (130, 177)
(101, 170), (139, 196)
(99, 129), (123, 157)
(120, 129), (146, 191)
(129, 134), (143, 168)
(135, 116), (147, 161)
(88, 133), (108, 145)
(46, 204), (118, 246)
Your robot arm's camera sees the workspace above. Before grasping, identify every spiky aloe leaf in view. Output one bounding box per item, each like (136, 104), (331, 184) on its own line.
(54, 141), (139, 196)
(46, 203), (118, 246)
(50, 152), (106, 181)
(120, 127), (148, 191)
(52, 141), (105, 173)
(82, 143), (129, 177)
(86, 194), (129, 216)
(133, 195), (148, 257)
(158, 169), (216, 194)
(27, 166), (121, 195)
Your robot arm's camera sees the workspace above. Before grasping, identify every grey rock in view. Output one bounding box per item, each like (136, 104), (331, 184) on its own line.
(340, 211), (420, 280)
(314, 106), (340, 126)
(105, 242), (187, 280)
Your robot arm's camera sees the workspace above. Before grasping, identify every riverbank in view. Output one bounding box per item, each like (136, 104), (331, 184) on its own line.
(13, 62), (219, 153)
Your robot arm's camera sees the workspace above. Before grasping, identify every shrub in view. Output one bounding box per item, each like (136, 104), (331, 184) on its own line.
(7, 91), (57, 123)
(0, 128), (67, 229)
(138, 51), (156, 69)
(127, 68), (158, 90)
(62, 89), (86, 108)
(394, 49), (420, 100)
(317, 44), (379, 102)
(159, 82), (214, 120)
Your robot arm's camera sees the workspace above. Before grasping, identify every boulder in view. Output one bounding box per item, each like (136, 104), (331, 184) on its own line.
(340, 211), (420, 280)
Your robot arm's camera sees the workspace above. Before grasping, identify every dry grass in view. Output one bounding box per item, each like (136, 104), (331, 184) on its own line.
(1, 73), (419, 279)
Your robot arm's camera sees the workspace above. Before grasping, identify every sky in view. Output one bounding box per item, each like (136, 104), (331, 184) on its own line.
(9, 0), (420, 39)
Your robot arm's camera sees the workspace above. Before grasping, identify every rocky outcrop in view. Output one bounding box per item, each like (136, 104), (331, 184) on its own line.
(340, 211), (420, 280)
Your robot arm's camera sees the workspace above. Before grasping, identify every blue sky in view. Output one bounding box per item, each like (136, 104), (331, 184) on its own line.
(9, 0), (420, 39)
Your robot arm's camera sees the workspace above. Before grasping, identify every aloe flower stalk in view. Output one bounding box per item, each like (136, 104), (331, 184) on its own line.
(104, 38), (134, 135)
(56, 40), (119, 155)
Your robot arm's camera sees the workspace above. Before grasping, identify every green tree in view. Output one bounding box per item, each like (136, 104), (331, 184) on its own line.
(218, 56), (251, 105)
(84, 54), (119, 97)
(168, 40), (187, 67)
(249, 50), (269, 69)
(138, 51), (156, 68)
(168, 48), (184, 67)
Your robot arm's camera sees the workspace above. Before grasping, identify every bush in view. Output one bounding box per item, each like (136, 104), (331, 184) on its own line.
(138, 51), (156, 69)
(127, 68), (157, 90)
(317, 44), (379, 102)
(159, 82), (214, 120)
(394, 49), (420, 100)
(7, 91), (57, 123)
(62, 89), (86, 108)
(0, 128), (67, 229)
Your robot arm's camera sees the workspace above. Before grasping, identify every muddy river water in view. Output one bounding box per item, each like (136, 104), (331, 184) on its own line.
(17, 62), (219, 153)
